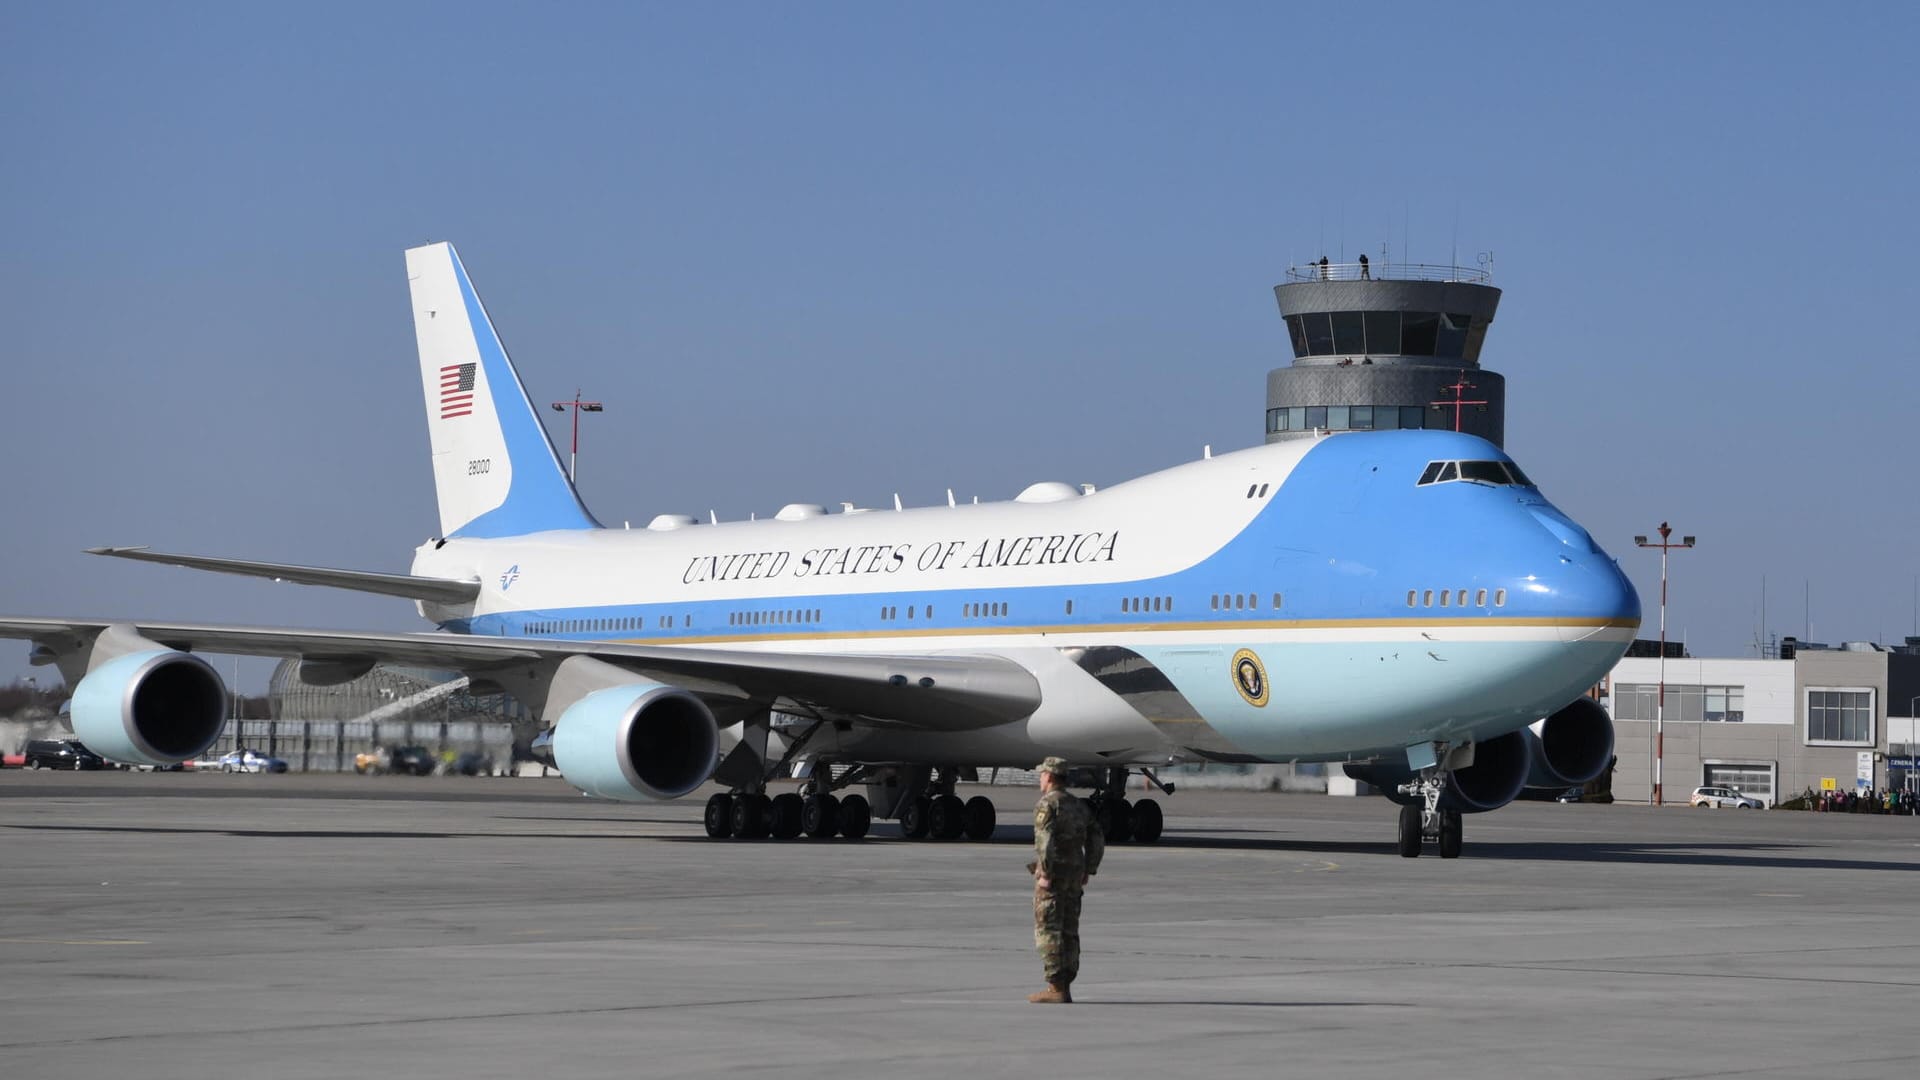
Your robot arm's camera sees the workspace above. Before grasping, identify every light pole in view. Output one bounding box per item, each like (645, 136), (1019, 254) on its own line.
(549, 390), (604, 484)
(1634, 523), (1695, 806)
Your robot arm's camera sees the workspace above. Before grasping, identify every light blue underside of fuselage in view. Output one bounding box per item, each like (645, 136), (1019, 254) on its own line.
(1134, 638), (1625, 761)
(455, 431), (1641, 759)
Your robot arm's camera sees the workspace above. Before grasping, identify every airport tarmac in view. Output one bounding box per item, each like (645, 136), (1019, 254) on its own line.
(3, 773), (1918, 1080)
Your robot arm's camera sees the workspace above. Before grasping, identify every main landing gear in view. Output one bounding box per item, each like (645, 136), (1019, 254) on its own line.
(1084, 767), (1167, 845)
(1396, 767), (1463, 859)
(703, 787), (874, 841)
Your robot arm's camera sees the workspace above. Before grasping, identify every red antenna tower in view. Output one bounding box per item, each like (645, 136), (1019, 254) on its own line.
(1429, 372), (1488, 432)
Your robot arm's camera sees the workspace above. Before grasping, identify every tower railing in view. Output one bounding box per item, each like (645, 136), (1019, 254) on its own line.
(1284, 261), (1491, 285)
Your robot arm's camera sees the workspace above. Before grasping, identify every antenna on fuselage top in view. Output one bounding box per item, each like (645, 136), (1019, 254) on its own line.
(1204, 444), (1212, 459)
(709, 510), (718, 524)
(947, 488), (956, 507)
(893, 493), (903, 511)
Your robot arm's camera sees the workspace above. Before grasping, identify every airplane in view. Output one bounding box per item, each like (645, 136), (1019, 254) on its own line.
(0, 242), (1640, 858)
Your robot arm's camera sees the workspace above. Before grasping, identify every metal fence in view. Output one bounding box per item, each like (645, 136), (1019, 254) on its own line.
(207, 717), (515, 773)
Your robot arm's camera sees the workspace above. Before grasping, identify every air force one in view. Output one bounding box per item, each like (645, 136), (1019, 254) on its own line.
(1, 243), (1639, 857)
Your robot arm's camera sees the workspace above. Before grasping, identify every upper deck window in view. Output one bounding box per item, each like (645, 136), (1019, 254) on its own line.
(1417, 460), (1534, 487)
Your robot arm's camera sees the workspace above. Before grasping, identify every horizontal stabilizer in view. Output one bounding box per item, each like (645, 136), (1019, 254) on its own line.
(85, 547), (481, 605)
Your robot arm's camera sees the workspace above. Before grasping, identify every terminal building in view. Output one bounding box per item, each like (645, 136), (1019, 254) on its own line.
(1265, 258), (1504, 446)
(1601, 639), (1920, 806)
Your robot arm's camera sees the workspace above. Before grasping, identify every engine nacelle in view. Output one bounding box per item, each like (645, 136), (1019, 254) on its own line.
(551, 681), (719, 801)
(1524, 696), (1616, 789)
(69, 649), (228, 766)
(1344, 729), (1532, 814)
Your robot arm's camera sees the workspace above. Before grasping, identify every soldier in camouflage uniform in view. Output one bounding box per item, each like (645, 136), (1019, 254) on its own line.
(1026, 757), (1104, 1003)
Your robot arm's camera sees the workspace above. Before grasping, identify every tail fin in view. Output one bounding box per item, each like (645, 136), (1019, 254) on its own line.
(405, 242), (599, 538)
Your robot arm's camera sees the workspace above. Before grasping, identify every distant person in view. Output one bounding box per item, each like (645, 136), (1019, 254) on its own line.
(1318, 255), (1330, 280)
(1026, 757), (1105, 1003)
(1359, 253), (1371, 279)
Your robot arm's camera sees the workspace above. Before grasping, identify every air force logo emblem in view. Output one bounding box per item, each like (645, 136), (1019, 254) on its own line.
(1231, 648), (1269, 707)
(499, 564), (520, 590)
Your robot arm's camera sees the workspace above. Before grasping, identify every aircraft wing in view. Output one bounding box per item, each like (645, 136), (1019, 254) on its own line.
(0, 617), (1040, 733)
(84, 547), (482, 605)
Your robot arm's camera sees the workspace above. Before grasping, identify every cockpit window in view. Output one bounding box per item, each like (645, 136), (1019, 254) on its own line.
(1457, 461), (1510, 485)
(1417, 460), (1535, 488)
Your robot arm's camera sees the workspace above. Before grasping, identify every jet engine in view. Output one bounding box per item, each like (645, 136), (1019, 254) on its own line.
(1344, 729), (1531, 813)
(1522, 696), (1615, 789)
(551, 681), (719, 801)
(69, 648), (228, 766)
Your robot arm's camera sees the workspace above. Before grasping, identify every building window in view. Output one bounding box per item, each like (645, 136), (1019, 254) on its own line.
(1268, 408), (1289, 433)
(1614, 684), (1746, 723)
(1305, 406), (1327, 430)
(1363, 311), (1399, 355)
(1806, 688), (1874, 745)
(1327, 405), (1350, 431)
(1349, 405), (1373, 430)
(1400, 406), (1425, 430)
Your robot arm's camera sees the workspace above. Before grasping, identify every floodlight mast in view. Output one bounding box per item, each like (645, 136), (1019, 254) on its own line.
(549, 389), (604, 484)
(1634, 523), (1696, 806)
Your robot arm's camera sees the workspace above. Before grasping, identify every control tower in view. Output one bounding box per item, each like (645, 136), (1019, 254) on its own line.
(1264, 259), (1504, 446)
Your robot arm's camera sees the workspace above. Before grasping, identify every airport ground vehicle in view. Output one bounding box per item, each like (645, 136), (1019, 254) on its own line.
(217, 748), (288, 774)
(24, 739), (105, 770)
(1689, 785), (1762, 809)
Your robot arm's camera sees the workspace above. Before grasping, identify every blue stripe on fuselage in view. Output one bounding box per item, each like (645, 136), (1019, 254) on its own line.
(457, 431), (1639, 640)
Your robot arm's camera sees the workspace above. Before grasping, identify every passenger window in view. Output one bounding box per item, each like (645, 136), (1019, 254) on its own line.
(1272, 593), (1283, 609)
(1494, 589), (1507, 606)
(1423, 590), (1434, 607)
(1406, 590), (1417, 607)
(1456, 590), (1468, 607)
(1475, 588), (1487, 607)
(1439, 590), (1450, 607)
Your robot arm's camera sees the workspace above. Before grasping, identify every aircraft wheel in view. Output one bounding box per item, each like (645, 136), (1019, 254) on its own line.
(802, 794), (841, 838)
(768, 792), (805, 839)
(838, 794), (871, 839)
(929, 793), (966, 840)
(1438, 809), (1463, 859)
(1396, 803), (1422, 858)
(1131, 798), (1164, 843)
(1099, 798), (1134, 843)
(962, 795), (996, 841)
(900, 796), (932, 839)
(704, 793), (735, 839)
(731, 793), (769, 839)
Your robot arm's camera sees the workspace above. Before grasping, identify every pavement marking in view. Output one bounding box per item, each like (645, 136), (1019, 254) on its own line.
(0, 937), (149, 946)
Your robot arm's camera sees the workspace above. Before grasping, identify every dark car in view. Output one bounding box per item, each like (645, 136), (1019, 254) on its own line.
(449, 751), (496, 777)
(1555, 787), (1584, 803)
(24, 738), (106, 771)
(388, 745), (437, 776)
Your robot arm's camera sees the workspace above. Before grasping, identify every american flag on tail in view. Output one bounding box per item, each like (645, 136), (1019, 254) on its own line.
(439, 363), (476, 419)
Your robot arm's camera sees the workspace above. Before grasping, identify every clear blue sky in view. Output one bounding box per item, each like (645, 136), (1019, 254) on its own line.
(4, 2), (1917, 691)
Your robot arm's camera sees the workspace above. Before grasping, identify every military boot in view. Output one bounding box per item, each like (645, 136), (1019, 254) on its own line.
(1027, 981), (1072, 1004)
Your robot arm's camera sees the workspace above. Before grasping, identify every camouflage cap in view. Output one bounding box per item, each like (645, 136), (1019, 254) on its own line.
(1036, 756), (1070, 776)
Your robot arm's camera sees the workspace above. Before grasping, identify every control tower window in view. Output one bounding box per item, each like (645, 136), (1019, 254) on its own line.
(1301, 312), (1335, 355)
(1304, 405), (1327, 429)
(1399, 406), (1425, 429)
(1267, 408), (1288, 433)
(1286, 315), (1310, 357)
(1331, 311), (1365, 354)
(1327, 405), (1349, 430)
(1363, 311), (1399, 355)
(1349, 405), (1373, 430)
(1435, 313), (1473, 359)
(1401, 312), (1439, 355)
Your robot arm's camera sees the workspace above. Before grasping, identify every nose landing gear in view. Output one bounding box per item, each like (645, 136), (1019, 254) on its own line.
(1396, 761), (1464, 858)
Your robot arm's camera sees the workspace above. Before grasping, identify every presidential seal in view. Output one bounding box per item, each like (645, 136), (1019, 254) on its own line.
(1231, 649), (1269, 707)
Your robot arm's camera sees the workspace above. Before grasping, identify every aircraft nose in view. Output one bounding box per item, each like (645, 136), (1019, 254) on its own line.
(1518, 504), (1642, 633)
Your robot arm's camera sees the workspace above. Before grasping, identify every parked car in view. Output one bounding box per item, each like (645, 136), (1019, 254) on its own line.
(216, 748), (289, 774)
(1555, 787), (1585, 803)
(1689, 785), (1763, 809)
(449, 751), (496, 776)
(24, 738), (105, 770)
(386, 745), (437, 776)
